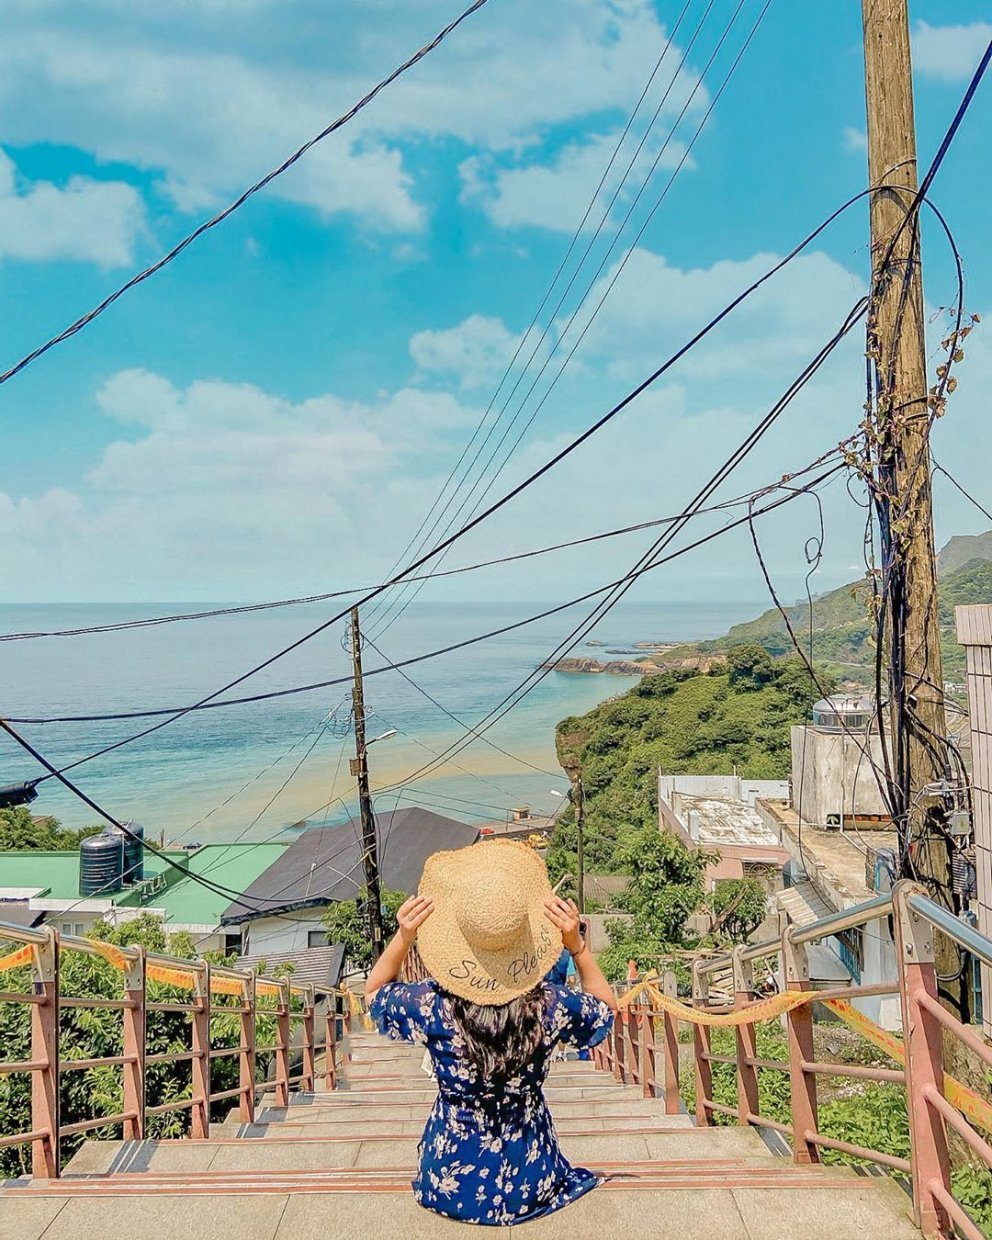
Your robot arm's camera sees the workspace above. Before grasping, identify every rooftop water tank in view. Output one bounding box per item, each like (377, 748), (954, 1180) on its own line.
(811, 695), (876, 733)
(79, 827), (125, 897)
(122, 819), (144, 884)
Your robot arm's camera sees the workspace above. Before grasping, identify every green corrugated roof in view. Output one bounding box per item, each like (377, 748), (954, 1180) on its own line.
(0, 850), (182, 901)
(151, 844), (289, 926)
(0, 843), (288, 928)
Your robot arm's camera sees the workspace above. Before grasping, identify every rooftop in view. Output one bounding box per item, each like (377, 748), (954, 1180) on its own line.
(0, 842), (290, 929)
(237, 943), (346, 995)
(0, 849), (184, 903)
(222, 807), (479, 925)
(762, 799), (899, 908)
(671, 793), (784, 849)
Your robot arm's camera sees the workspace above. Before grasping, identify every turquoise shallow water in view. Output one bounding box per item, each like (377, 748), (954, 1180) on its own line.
(0, 598), (761, 842)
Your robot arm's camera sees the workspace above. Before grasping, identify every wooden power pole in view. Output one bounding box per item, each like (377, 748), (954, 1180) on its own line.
(862, 0), (959, 1005)
(349, 607), (385, 962)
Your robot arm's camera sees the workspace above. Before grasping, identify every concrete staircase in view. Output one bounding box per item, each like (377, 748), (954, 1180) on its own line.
(1, 1032), (922, 1239)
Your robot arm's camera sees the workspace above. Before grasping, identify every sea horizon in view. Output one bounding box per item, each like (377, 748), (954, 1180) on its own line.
(0, 597), (767, 843)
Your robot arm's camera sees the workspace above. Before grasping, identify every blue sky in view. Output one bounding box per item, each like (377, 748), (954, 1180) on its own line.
(1, 1), (990, 606)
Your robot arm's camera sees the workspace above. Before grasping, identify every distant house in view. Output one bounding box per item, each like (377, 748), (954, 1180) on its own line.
(0, 843), (289, 954)
(237, 944), (346, 997)
(658, 773), (791, 891)
(221, 807), (479, 957)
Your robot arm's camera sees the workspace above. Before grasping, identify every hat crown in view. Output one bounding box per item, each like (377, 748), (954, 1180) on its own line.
(456, 872), (527, 950)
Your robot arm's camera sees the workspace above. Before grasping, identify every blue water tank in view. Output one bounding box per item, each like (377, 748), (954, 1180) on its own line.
(122, 819), (144, 884)
(79, 828), (125, 897)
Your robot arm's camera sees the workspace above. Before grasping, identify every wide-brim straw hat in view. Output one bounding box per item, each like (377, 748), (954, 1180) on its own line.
(415, 840), (563, 1006)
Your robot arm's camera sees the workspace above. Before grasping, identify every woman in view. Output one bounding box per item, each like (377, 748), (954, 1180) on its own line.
(366, 840), (617, 1227)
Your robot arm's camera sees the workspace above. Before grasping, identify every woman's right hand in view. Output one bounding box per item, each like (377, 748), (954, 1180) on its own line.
(544, 895), (583, 955)
(397, 894), (434, 947)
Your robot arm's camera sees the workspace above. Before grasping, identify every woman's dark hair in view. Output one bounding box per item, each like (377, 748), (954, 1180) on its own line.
(445, 984), (548, 1080)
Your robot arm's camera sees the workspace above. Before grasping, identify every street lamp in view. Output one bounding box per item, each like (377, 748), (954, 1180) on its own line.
(550, 780), (585, 914)
(366, 729), (398, 746)
(0, 781), (39, 809)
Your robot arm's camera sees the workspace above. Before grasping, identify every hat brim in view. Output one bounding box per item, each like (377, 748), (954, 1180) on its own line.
(415, 840), (563, 1006)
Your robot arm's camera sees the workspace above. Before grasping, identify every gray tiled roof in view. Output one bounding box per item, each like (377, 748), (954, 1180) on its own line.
(237, 944), (346, 995)
(221, 806), (479, 924)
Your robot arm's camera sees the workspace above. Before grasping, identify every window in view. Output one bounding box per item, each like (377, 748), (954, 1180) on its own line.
(836, 927), (864, 984)
(224, 932), (243, 957)
(308, 930), (328, 949)
(62, 922), (85, 937)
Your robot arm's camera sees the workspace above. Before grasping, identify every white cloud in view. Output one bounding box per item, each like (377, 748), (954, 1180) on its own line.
(842, 126), (867, 154)
(0, 148), (144, 265)
(912, 21), (992, 82)
(461, 126), (693, 231)
(410, 315), (522, 390)
(0, 0), (704, 232)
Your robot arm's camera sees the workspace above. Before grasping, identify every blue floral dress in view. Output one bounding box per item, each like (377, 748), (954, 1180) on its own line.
(370, 979), (614, 1227)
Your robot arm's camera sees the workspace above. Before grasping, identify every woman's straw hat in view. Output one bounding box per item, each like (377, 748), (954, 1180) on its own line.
(416, 840), (563, 1006)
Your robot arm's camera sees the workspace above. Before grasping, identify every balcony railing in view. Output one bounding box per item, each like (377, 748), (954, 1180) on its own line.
(595, 880), (992, 1240)
(0, 923), (353, 1178)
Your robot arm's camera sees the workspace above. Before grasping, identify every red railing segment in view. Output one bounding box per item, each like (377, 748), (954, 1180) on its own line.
(599, 881), (992, 1239)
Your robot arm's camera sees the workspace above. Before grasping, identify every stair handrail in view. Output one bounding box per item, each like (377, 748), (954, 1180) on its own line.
(0, 919), (353, 1178)
(595, 880), (992, 1240)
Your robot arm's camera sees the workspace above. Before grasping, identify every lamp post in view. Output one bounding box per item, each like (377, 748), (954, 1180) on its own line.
(551, 779), (585, 913)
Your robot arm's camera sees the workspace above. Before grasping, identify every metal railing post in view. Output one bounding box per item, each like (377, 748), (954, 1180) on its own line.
(301, 986), (316, 1093)
(613, 1007), (626, 1082)
(662, 969), (680, 1113)
(121, 947), (146, 1141)
(692, 960), (713, 1127)
(274, 980), (291, 1107)
(893, 881), (952, 1237)
(191, 964), (211, 1139)
(325, 1005), (338, 1091)
(239, 974), (256, 1123)
(30, 927), (60, 1178)
(733, 945), (759, 1125)
(782, 926), (819, 1163)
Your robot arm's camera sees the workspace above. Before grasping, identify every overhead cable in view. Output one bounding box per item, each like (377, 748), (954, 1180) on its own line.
(0, 0), (492, 388)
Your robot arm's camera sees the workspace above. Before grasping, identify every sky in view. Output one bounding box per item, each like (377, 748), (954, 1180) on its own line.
(1, 1), (991, 609)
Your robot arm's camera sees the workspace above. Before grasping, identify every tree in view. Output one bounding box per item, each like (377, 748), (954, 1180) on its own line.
(708, 878), (768, 943)
(0, 914), (273, 1178)
(726, 644), (775, 689)
(321, 887), (406, 971)
(0, 806), (101, 851)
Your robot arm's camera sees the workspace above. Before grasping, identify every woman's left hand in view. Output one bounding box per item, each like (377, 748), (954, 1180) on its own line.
(397, 894), (434, 947)
(544, 895), (583, 955)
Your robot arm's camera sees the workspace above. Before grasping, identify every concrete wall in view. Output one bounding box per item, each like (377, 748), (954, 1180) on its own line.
(583, 912), (632, 954)
(955, 605), (992, 1037)
(790, 725), (889, 826)
(243, 908), (328, 957)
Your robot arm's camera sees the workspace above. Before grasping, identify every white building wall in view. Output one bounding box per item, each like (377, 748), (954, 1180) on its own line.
(242, 908), (329, 958)
(790, 726), (889, 826)
(955, 605), (992, 1037)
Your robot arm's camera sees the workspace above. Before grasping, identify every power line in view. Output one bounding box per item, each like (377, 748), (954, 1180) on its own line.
(368, 0), (768, 639)
(0, 0), (492, 388)
(8, 182), (887, 771)
(362, 0), (699, 631)
(0, 490), (810, 644)
(7, 452), (846, 732)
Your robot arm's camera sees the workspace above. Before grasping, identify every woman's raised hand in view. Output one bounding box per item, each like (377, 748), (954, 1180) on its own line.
(397, 894), (434, 946)
(543, 895), (583, 955)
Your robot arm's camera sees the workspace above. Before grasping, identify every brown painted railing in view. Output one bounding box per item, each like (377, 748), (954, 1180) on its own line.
(595, 880), (992, 1240)
(0, 923), (353, 1178)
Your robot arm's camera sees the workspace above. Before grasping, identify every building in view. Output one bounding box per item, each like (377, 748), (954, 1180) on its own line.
(954, 605), (992, 1036)
(222, 807), (479, 957)
(657, 773), (791, 891)
(790, 695), (890, 828)
(763, 796), (901, 1030)
(0, 842), (289, 953)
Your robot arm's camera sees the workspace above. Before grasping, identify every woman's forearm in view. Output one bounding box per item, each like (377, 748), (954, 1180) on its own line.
(573, 944), (618, 1012)
(365, 931), (412, 1002)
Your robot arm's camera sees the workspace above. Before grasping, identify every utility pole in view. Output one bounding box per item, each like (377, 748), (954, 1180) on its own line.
(862, 0), (958, 1006)
(349, 607), (384, 963)
(572, 777), (586, 916)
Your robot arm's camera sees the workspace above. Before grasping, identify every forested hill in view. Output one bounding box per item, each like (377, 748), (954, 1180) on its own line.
(665, 552), (992, 684)
(552, 651), (821, 875)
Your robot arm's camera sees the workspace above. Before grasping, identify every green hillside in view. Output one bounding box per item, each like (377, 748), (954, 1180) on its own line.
(663, 557), (992, 685)
(552, 651), (826, 876)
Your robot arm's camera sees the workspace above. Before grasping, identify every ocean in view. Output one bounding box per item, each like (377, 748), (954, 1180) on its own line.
(0, 598), (760, 845)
